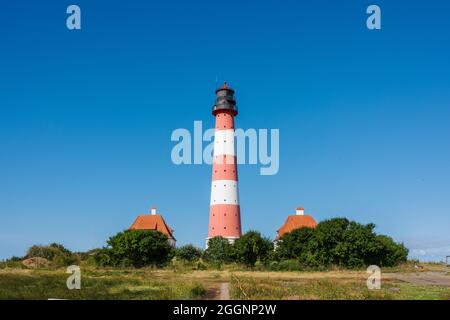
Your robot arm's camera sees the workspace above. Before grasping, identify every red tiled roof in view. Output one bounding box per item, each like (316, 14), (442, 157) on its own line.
(129, 214), (176, 241)
(275, 215), (317, 240)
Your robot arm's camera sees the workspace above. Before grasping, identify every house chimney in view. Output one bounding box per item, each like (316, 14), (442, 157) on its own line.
(296, 207), (304, 216)
(151, 207), (157, 215)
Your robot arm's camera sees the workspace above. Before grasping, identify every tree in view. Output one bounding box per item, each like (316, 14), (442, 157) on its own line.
(233, 231), (273, 267)
(274, 218), (409, 268)
(204, 237), (233, 266)
(176, 244), (203, 262)
(105, 230), (174, 267)
(276, 227), (315, 263)
(312, 218), (350, 266)
(314, 218), (408, 268)
(372, 235), (408, 267)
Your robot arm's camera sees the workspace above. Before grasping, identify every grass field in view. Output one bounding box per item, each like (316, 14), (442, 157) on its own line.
(0, 263), (449, 300)
(230, 273), (450, 300)
(0, 268), (207, 300)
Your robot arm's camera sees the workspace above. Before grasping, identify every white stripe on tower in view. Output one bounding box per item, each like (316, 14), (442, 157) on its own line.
(210, 180), (239, 205)
(213, 129), (235, 157)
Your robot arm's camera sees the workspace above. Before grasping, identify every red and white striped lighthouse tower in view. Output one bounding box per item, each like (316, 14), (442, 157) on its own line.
(207, 82), (242, 246)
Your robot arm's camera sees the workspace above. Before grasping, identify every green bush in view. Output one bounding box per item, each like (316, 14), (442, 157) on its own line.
(275, 218), (409, 268)
(102, 230), (174, 268)
(204, 237), (233, 267)
(233, 231), (273, 267)
(26, 243), (77, 267)
(196, 261), (207, 270)
(270, 259), (303, 271)
(74, 248), (101, 266)
(175, 245), (203, 262)
(0, 259), (24, 269)
(191, 284), (206, 297)
(8, 256), (24, 262)
(92, 248), (114, 267)
(372, 235), (409, 267)
(275, 227), (315, 263)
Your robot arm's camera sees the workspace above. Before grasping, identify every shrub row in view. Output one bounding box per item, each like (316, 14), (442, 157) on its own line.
(203, 218), (408, 269)
(6, 218), (408, 270)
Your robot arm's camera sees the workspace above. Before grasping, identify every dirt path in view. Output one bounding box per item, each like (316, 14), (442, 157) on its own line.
(385, 271), (450, 287)
(203, 282), (230, 300)
(219, 282), (230, 300)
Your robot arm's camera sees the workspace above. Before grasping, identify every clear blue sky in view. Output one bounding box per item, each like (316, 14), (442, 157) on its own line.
(1, 1), (449, 261)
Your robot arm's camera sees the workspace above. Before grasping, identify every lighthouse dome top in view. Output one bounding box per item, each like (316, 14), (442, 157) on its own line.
(215, 81), (235, 93)
(213, 82), (238, 116)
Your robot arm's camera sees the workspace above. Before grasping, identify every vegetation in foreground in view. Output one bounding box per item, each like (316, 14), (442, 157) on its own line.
(0, 265), (449, 300)
(230, 275), (450, 300)
(0, 267), (206, 300)
(0, 216), (430, 300)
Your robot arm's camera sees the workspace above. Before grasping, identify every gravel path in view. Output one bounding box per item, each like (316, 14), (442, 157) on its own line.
(385, 271), (450, 287)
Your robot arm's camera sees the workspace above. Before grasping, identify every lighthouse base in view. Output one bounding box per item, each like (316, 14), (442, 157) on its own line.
(205, 236), (240, 249)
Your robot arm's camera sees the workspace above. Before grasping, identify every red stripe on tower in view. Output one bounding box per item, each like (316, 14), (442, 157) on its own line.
(207, 82), (242, 247)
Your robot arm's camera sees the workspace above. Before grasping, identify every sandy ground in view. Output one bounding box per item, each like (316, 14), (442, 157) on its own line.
(219, 282), (230, 300)
(202, 282), (230, 300)
(385, 271), (450, 287)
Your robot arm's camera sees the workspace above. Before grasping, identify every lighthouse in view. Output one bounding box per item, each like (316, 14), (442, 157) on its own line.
(207, 82), (242, 247)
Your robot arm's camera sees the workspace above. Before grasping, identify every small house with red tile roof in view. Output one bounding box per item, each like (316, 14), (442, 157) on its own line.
(275, 207), (318, 241)
(129, 207), (176, 247)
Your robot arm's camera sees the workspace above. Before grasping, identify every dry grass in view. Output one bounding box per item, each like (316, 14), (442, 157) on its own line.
(0, 267), (206, 300)
(229, 274), (450, 300)
(1, 263), (449, 300)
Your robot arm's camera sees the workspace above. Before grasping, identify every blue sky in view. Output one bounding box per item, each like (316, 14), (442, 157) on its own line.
(0, 1), (449, 261)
